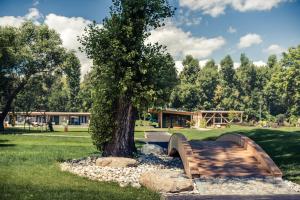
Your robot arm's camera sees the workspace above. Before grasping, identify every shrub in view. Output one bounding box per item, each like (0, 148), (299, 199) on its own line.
(199, 119), (207, 128)
(276, 114), (285, 126)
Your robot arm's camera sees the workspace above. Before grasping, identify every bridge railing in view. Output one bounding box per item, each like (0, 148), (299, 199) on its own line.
(168, 133), (199, 178)
(217, 133), (283, 178)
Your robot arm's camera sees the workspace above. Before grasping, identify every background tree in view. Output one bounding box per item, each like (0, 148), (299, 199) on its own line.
(216, 55), (240, 110)
(48, 77), (69, 112)
(196, 59), (219, 109)
(179, 55), (200, 84)
(0, 22), (65, 130)
(63, 51), (81, 112)
(265, 45), (300, 117)
(78, 72), (93, 112)
(80, 0), (177, 156)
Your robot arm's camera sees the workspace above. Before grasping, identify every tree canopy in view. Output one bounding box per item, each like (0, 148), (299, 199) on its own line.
(79, 0), (177, 156)
(170, 47), (300, 123)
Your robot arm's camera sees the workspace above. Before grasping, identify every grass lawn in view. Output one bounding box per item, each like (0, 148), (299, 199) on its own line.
(1, 125), (300, 200)
(0, 128), (159, 200)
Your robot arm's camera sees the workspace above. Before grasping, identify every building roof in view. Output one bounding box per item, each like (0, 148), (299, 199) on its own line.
(148, 108), (243, 115)
(8, 112), (91, 116)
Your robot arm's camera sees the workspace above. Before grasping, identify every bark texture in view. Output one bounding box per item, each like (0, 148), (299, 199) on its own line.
(103, 97), (137, 157)
(0, 82), (26, 131)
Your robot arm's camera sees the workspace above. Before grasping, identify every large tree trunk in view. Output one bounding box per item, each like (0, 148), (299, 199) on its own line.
(103, 97), (137, 157)
(0, 98), (13, 131)
(0, 82), (27, 131)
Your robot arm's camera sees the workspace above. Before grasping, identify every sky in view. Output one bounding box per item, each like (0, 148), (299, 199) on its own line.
(1, 0), (300, 74)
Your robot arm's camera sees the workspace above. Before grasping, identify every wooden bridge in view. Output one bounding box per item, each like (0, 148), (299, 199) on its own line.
(168, 133), (283, 179)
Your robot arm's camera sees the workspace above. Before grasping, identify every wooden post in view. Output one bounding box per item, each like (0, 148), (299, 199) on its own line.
(221, 113), (223, 124)
(240, 112), (243, 123)
(158, 111), (163, 128)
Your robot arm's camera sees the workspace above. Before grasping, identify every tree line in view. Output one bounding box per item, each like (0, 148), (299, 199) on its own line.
(169, 46), (300, 124)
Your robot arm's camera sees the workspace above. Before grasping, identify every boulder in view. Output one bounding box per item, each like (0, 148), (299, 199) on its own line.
(141, 144), (165, 155)
(139, 169), (194, 193)
(96, 157), (138, 168)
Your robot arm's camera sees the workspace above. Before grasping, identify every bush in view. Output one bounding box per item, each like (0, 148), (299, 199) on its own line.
(199, 119), (207, 128)
(276, 114), (285, 126)
(258, 120), (268, 127)
(289, 115), (299, 127)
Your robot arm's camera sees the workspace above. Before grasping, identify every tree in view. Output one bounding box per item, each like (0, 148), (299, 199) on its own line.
(48, 77), (69, 112)
(0, 22), (65, 130)
(79, 0), (177, 156)
(78, 72), (93, 112)
(265, 45), (300, 117)
(180, 55), (200, 84)
(215, 55), (240, 110)
(219, 55), (236, 87)
(196, 59), (219, 109)
(170, 84), (199, 111)
(63, 51), (81, 112)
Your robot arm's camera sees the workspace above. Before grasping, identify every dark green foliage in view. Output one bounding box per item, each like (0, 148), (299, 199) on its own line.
(170, 46), (300, 121)
(78, 73), (93, 112)
(180, 55), (200, 84)
(79, 0), (177, 155)
(0, 22), (66, 130)
(63, 51), (81, 112)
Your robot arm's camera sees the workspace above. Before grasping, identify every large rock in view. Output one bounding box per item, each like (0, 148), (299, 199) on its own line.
(141, 144), (165, 155)
(96, 157), (138, 168)
(139, 169), (194, 193)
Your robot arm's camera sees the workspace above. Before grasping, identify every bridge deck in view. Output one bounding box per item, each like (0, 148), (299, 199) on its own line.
(168, 133), (282, 179)
(189, 141), (271, 177)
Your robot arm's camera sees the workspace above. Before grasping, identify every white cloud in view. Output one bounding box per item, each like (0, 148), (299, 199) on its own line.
(25, 8), (42, 21)
(44, 14), (102, 76)
(0, 8), (42, 27)
(234, 62), (241, 69)
(253, 60), (267, 67)
(175, 10), (202, 26)
(147, 22), (226, 59)
(263, 44), (285, 55)
(199, 59), (210, 67)
(175, 61), (184, 73)
(179, 0), (288, 17)
(0, 16), (25, 27)
(0, 9), (98, 77)
(238, 33), (262, 49)
(228, 26), (236, 33)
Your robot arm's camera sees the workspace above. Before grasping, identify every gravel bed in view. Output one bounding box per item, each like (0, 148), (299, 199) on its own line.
(60, 154), (184, 188)
(194, 177), (300, 195)
(60, 154), (300, 195)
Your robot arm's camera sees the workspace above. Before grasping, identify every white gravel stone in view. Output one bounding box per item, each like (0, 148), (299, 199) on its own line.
(194, 177), (300, 195)
(60, 153), (183, 189)
(60, 154), (300, 195)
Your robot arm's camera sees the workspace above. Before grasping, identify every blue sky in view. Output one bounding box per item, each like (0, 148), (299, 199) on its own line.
(1, 0), (300, 73)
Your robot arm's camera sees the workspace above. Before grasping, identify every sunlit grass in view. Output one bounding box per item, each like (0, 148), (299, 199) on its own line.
(0, 131), (159, 200)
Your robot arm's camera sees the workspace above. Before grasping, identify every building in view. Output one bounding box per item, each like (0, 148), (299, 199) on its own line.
(149, 108), (243, 128)
(6, 112), (91, 126)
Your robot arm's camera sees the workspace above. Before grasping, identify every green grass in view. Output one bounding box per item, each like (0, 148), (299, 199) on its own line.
(0, 129), (159, 200)
(1, 125), (300, 200)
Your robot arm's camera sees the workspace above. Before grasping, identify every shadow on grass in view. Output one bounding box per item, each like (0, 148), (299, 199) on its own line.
(0, 139), (16, 147)
(54, 130), (89, 133)
(1, 128), (46, 135)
